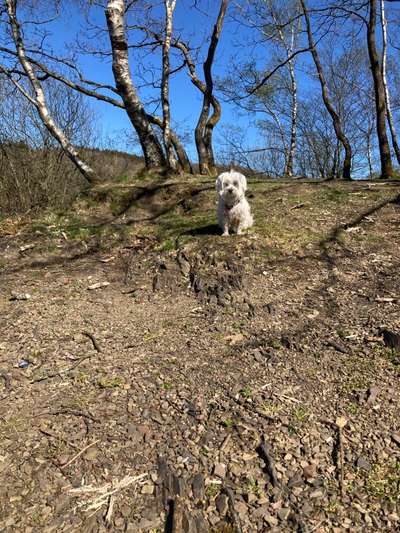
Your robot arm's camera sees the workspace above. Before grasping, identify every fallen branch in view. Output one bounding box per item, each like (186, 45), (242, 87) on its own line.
(31, 354), (92, 383)
(70, 473), (147, 513)
(256, 435), (280, 488)
(224, 487), (243, 533)
(60, 439), (100, 469)
(82, 331), (102, 352)
(336, 416), (347, 499)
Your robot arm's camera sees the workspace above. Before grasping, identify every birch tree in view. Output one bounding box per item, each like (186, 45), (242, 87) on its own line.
(367, 0), (394, 178)
(105, 0), (166, 169)
(161, 0), (177, 170)
(300, 0), (353, 180)
(380, 0), (400, 165)
(3, 0), (98, 185)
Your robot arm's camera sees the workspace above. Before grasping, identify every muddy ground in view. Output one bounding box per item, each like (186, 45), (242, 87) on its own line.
(1, 177), (400, 532)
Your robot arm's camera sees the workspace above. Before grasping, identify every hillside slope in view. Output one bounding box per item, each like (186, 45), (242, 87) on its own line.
(1, 177), (400, 532)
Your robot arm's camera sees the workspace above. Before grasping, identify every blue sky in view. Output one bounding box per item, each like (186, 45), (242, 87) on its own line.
(33, 1), (277, 158)
(10, 0), (400, 173)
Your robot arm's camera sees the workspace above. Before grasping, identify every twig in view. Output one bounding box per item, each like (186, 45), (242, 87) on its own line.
(104, 494), (115, 524)
(0, 371), (11, 390)
(60, 439), (100, 469)
(31, 354), (92, 383)
(38, 428), (79, 449)
(256, 436), (280, 488)
(82, 331), (102, 352)
(335, 417), (347, 499)
(224, 487), (243, 533)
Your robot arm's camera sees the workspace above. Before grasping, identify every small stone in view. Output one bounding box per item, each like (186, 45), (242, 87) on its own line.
(141, 484), (154, 495)
(388, 513), (399, 522)
(234, 501), (248, 516)
(213, 463), (227, 478)
(303, 463), (317, 480)
(367, 387), (379, 405)
(277, 508), (290, 521)
(215, 494), (228, 515)
(356, 457), (371, 471)
(114, 517), (125, 528)
(391, 433), (400, 447)
(309, 489), (324, 499)
(192, 473), (204, 500)
(264, 514), (278, 527)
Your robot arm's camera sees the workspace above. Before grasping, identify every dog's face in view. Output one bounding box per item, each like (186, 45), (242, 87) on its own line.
(216, 171), (247, 206)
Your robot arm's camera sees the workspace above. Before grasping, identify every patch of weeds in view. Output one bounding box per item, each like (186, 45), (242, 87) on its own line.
(116, 174), (132, 183)
(365, 460), (400, 502)
(321, 188), (349, 204)
(162, 382), (172, 390)
(98, 376), (124, 388)
(269, 339), (282, 350)
(221, 418), (234, 428)
(246, 476), (261, 497)
(239, 386), (253, 399)
(292, 405), (310, 423)
(376, 346), (400, 368)
(206, 484), (220, 499)
(261, 401), (282, 417)
(346, 402), (359, 415)
(325, 499), (340, 514)
(74, 372), (90, 384)
(158, 237), (176, 252)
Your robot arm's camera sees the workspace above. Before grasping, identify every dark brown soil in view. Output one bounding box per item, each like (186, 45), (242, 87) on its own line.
(1, 178), (400, 532)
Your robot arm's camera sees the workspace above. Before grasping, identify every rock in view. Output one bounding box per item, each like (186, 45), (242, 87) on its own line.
(87, 281), (110, 290)
(10, 291), (31, 301)
(215, 494), (228, 515)
(264, 514), (279, 527)
(213, 463), (227, 478)
(141, 484), (154, 495)
(367, 387), (379, 405)
(303, 463), (317, 480)
(356, 457), (371, 471)
(391, 433), (400, 447)
(234, 501), (248, 517)
(309, 489), (324, 499)
(278, 508), (291, 521)
(382, 329), (400, 350)
(192, 473), (204, 500)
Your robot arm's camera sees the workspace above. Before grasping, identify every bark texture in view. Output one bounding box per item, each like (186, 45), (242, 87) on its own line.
(380, 0), (400, 166)
(105, 0), (166, 169)
(367, 0), (393, 178)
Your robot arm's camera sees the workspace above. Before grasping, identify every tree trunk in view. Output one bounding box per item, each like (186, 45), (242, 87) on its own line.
(367, 0), (394, 178)
(147, 114), (192, 173)
(5, 0), (98, 185)
(300, 0), (352, 180)
(194, 0), (228, 175)
(161, 0), (177, 171)
(380, 0), (400, 166)
(105, 0), (166, 169)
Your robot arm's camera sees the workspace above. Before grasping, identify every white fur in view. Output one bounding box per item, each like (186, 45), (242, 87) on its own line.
(215, 170), (253, 236)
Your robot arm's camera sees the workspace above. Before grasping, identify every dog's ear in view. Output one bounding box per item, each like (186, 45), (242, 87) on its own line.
(239, 172), (247, 192)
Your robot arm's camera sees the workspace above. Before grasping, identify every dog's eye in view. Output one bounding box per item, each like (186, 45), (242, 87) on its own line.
(233, 181), (238, 187)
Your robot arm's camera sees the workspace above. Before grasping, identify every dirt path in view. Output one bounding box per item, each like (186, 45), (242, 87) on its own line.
(1, 180), (400, 532)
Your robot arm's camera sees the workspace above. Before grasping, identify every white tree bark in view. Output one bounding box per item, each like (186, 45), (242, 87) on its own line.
(380, 0), (400, 165)
(5, 0), (98, 185)
(161, 0), (177, 170)
(105, 0), (166, 168)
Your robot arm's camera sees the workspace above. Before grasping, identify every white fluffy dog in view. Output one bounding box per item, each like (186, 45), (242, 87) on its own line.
(216, 170), (253, 236)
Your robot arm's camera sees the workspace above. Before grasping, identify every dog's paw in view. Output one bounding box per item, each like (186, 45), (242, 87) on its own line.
(222, 231), (229, 237)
